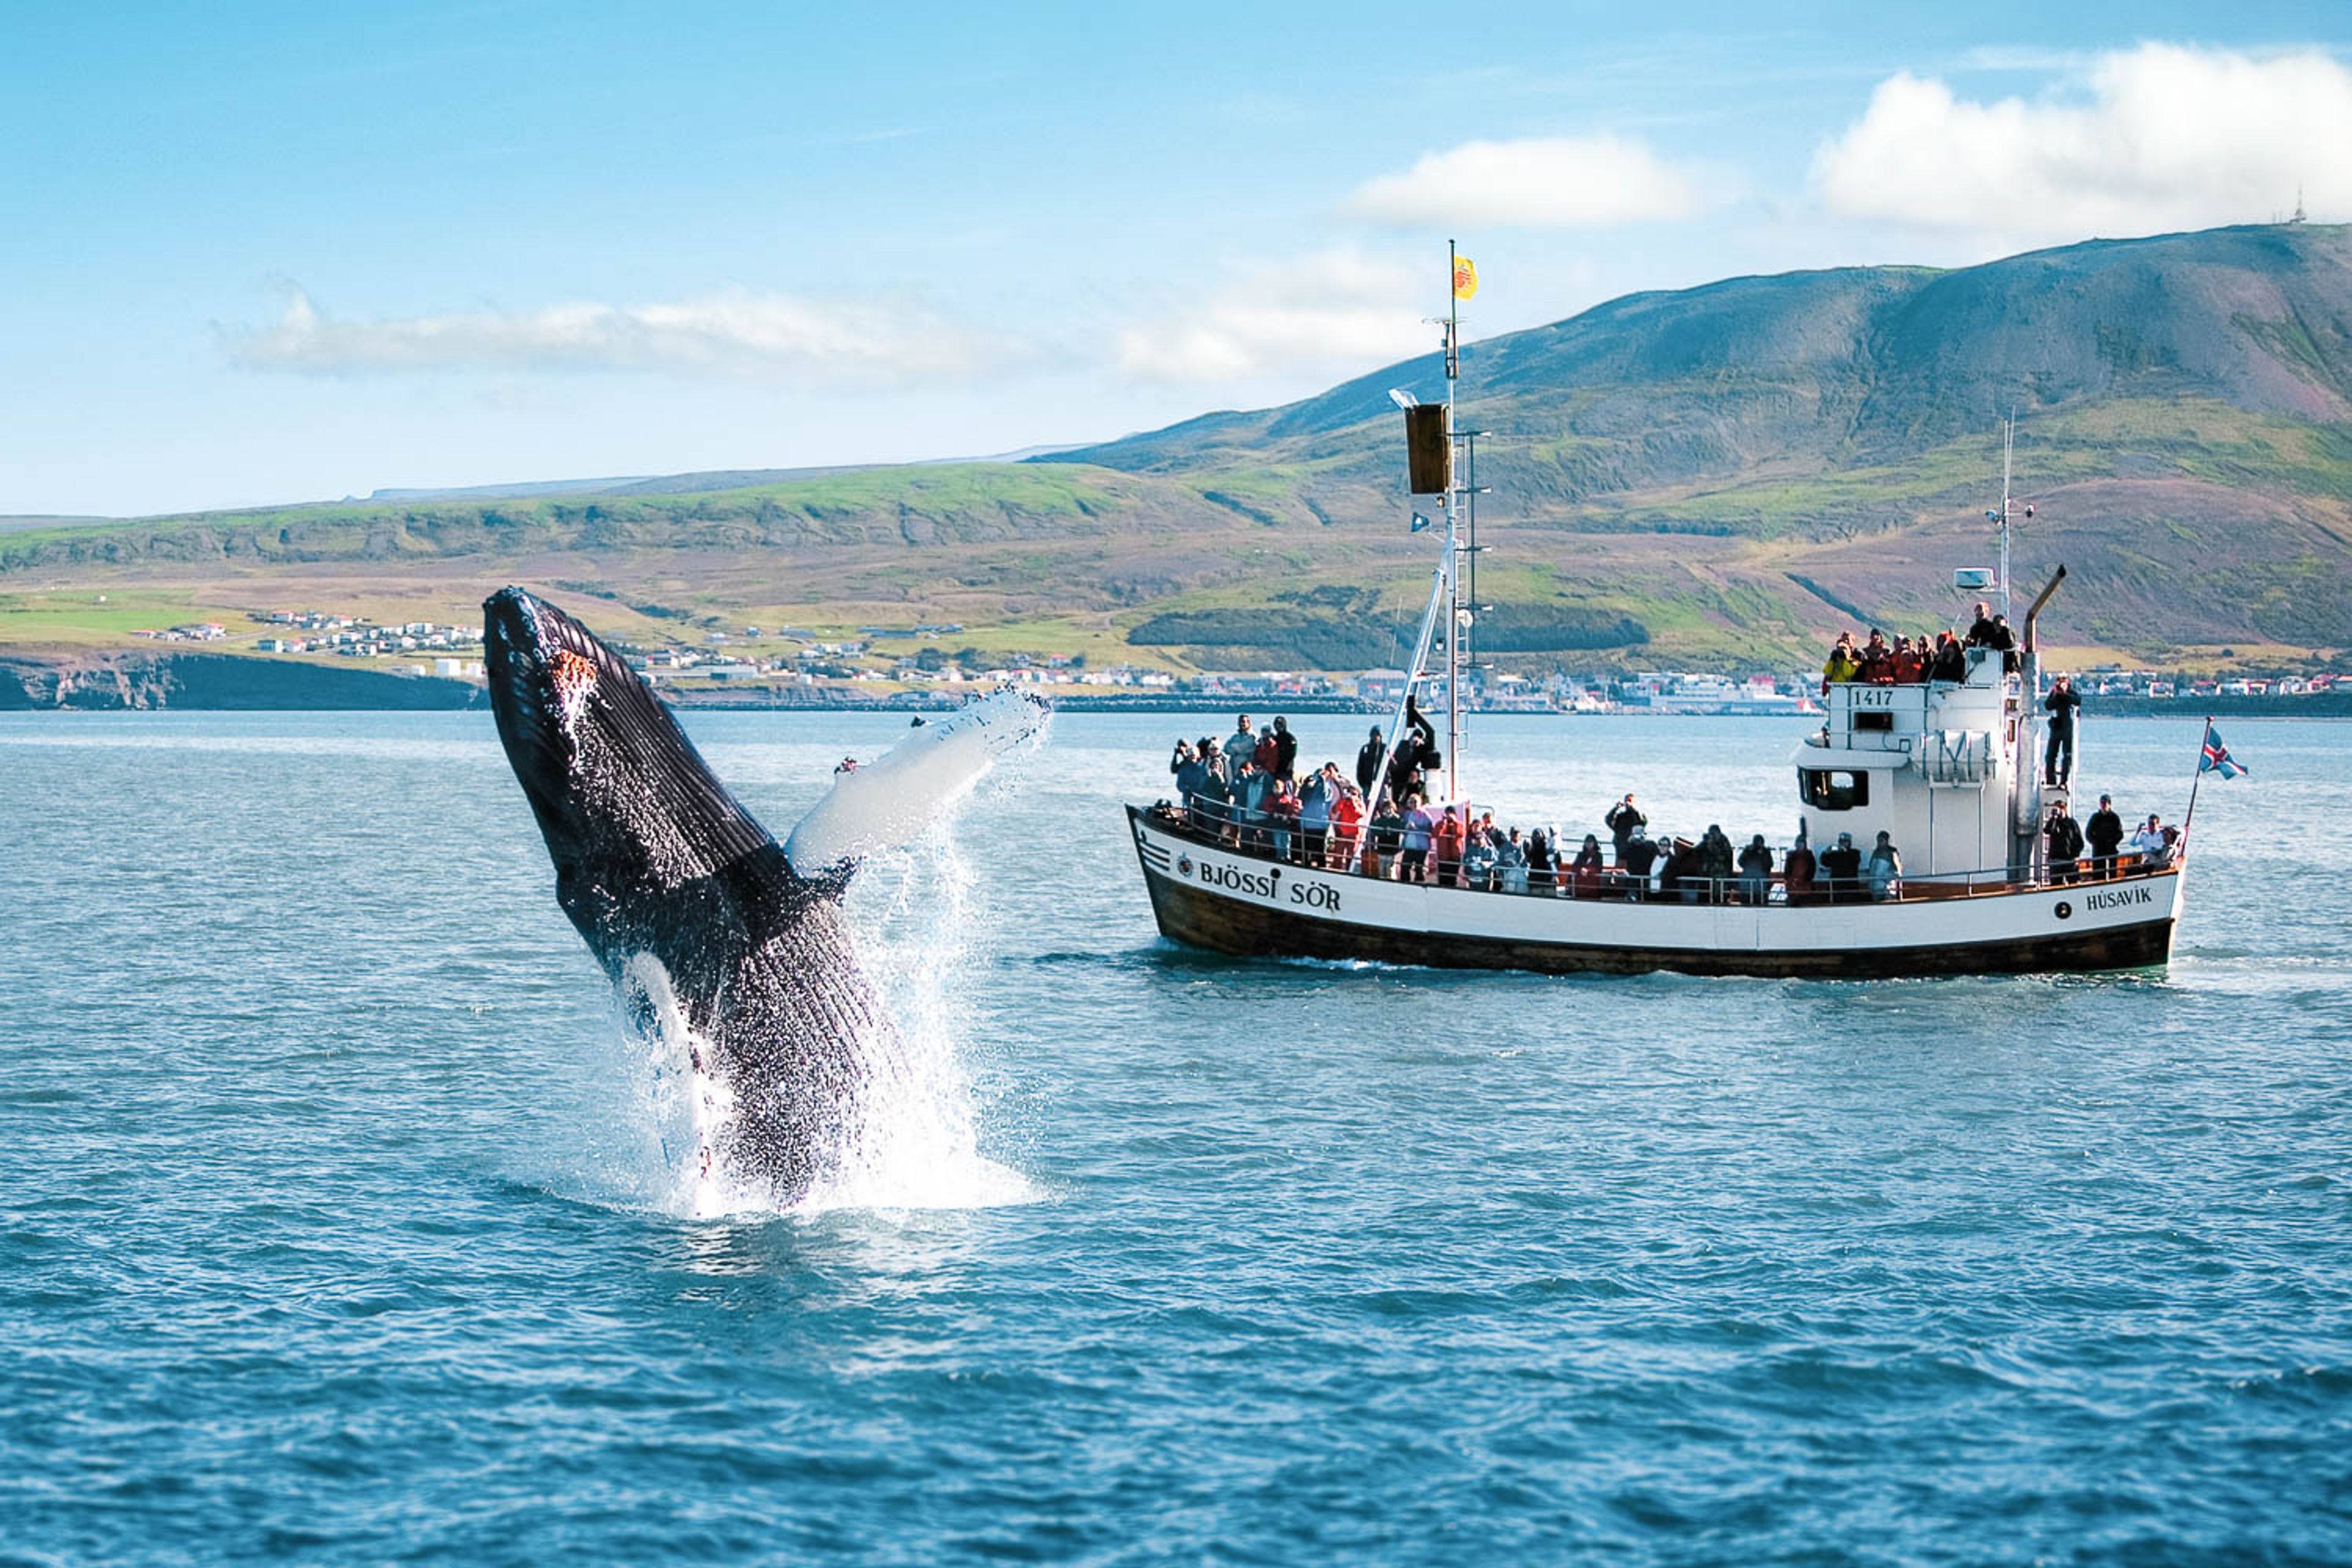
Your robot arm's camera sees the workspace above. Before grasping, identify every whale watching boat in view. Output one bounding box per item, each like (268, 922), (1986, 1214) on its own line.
(1125, 249), (2188, 978)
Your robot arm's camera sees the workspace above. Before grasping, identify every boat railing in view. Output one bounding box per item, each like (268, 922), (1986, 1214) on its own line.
(1146, 797), (2178, 907)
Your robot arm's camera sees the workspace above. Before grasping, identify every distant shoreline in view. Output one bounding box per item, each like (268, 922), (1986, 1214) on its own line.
(2, 650), (2346, 720)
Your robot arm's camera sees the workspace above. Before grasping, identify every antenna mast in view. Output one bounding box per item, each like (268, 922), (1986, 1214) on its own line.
(1444, 239), (1461, 801)
(1999, 413), (2015, 622)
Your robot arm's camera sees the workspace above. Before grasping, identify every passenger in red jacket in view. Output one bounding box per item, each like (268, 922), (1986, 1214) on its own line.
(1327, 788), (1363, 871)
(1433, 807), (1466, 888)
(1784, 829), (1818, 905)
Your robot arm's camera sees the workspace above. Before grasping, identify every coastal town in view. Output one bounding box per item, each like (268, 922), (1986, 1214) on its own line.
(108, 601), (2352, 713)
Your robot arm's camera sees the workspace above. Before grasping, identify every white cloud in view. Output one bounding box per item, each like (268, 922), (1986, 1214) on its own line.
(1344, 135), (1706, 228)
(1815, 43), (2352, 239)
(1115, 249), (1439, 385)
(228, 285), (1022, 385)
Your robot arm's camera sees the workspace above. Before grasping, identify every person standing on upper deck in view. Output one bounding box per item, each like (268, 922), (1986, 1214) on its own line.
(1606, 794), (1647, 865)
(1822, 631), (1860, 690)
(1990, 616), (2020, 673)
(2043, 674), (2082, 786)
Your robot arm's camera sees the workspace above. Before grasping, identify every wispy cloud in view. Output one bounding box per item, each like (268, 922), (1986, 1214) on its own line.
(1815, 43), (2352, 241)
(1115, 249), (1434, 385)
(228, 285), (1025, 385)
(1344, 134), (1711, 228)
(1955, 45), (2094, 74)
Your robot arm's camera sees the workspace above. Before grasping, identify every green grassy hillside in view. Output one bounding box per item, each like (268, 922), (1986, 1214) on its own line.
(6, 224), (2349, 674)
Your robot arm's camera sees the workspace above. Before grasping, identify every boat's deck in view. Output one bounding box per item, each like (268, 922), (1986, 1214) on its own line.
(1136, 802), (2177, 907)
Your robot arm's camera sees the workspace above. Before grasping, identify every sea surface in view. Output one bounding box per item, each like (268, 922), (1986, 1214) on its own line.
(2, 708), (2347, 1566)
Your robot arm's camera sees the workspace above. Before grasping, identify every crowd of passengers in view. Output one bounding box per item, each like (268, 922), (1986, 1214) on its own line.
(1166, 701), (2175, 904)
(1819, 602), (2019, 688)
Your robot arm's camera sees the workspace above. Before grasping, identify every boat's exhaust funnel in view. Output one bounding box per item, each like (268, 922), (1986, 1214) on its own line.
(2023, 565), (2067, 652)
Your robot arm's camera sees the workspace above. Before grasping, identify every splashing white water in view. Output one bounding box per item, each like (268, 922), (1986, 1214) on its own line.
(601, 699), (1050, 1221)
(795, 820), (1038, 1216)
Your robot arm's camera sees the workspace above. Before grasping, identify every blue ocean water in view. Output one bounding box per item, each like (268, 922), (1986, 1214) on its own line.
(2, 708), (2348, 1566)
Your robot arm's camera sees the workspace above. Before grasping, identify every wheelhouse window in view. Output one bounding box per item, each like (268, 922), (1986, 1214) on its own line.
(1801, 768), (1870, 811)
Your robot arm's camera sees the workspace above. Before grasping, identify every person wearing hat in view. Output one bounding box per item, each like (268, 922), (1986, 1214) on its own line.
(2086, 793), (2125, 878)
(1820, 831), (1863, 904)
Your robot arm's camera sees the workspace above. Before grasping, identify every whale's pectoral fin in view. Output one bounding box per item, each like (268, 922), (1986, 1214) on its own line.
(782, 690), (1051, 876)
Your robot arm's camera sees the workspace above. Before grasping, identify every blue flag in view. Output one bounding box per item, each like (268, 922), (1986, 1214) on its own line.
(1410, 512), (1431, 533)
(2199, 722), (2246, 779)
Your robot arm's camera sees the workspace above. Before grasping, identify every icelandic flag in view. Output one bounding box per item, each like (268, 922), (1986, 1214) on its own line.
(2199, 722), (2247, 779)
(1410, 512), (1431, 533)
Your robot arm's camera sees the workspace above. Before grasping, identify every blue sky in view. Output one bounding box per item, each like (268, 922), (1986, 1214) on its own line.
(4, 1), (2348, 516)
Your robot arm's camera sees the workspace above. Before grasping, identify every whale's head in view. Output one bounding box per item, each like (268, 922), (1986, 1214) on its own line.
(483, 587), (627, 855)
(483, 587), (777, 922)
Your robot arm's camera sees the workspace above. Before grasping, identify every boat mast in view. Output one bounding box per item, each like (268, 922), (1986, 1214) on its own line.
(1444, 239), (1462, 801)
(1997, 413), (2015, 622)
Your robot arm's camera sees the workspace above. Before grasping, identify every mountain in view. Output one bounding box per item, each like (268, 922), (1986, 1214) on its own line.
(6, 224), (2350, 671)
(1041, 222), (2352, 660)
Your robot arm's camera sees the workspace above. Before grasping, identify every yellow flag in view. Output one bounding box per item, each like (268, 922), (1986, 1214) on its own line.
(1452, 255), (1479, 300)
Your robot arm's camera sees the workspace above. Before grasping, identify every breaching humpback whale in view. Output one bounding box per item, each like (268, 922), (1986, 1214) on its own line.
(482, 587), (1046, 1207)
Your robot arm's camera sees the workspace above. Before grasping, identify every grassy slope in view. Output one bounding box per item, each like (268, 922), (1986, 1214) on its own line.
(8, 228), (2351, 673)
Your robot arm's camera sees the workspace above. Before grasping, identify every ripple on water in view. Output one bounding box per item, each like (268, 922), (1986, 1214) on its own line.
(1, 710), (2348, 1564)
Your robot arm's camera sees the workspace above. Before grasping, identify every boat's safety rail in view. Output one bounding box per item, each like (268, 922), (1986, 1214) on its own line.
(1143, 799), (2180, 907)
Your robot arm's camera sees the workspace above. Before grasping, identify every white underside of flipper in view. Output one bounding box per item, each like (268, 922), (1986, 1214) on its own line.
(783, 688), (1051, 874)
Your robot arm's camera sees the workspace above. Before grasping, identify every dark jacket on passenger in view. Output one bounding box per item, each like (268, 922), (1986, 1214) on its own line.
(2087, 807), (2124, 856)
(1698, 829), (1735, 880)
(1619, 837), (1659, 880)
(2046, 812), (2084, 861)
